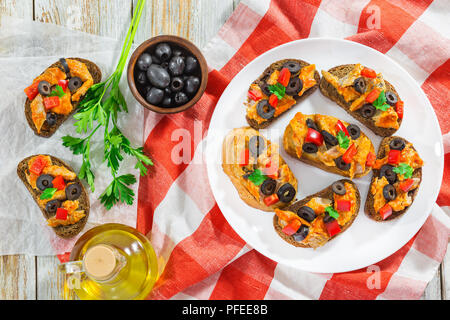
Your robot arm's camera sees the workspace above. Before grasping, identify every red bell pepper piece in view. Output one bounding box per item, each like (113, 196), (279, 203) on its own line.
(399, 179), (415, 193)
(24, 81), (40, 100)
(263, 160), (279, 179)
(264, 194), (279, 207)
(335, 120), (349, 137)
(43, 96), (60, 110)
(361, 67), (377, 79)
(282, 219), (301, 236)
(388, 149), (401, 165)
(336, 199), (351, 212)
(342, 143), (357, 164)
(365, 88), (381, 103)
(366, 152), (376, 167)
(58, 80), (69, 92)
(305, 128), (324, 146)
(325, 220), (341, 237)
(52, 175), (66, 191)
(277, 68), (291, 87)
(239, 149), (249, 167)
(379, 203), (393, 220)
(396, 100), (404, 119)
(269, 94), (278, 108)
(29, 156), (48, 175)
(55, 208), (68, 220)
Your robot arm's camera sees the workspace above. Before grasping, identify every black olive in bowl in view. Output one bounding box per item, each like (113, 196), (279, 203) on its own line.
(128, 35), (208, 114)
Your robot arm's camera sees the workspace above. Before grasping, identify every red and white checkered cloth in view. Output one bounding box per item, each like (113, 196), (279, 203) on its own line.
(137, 0), (450, 300)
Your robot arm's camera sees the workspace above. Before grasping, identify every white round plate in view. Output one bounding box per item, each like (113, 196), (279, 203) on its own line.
(205, 38), (444, 273)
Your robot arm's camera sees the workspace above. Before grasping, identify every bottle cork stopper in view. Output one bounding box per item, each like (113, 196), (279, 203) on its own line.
(83, 244), (117, 280)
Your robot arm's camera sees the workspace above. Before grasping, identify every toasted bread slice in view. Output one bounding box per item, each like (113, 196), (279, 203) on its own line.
(283, 112), (375, 179)
(222, 127), (298, 212)
(319, 64), (401, 137)
(17, 155), (90, 238)
(273, 179), (360, 248)
(365, 136), (422, 221)
(25, 58), (102, 138)
(246, 59), (320, 129)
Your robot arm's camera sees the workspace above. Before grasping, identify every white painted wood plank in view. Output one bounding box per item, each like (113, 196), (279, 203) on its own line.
(0, 0), (33, 20)
(34, 0), (133, 40)
(0, 0), (36, 301)
(36, 256), (63, 300)
(443, 243), (449, 300)
(0, 255), (36, 299)
(421, 267), (442, 300)
(133, 0), (235, 48)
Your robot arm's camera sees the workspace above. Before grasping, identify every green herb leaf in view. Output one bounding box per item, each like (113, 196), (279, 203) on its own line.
(336, 130), (350, 149)
(268, 83), (286, 100)
(40, 188), (57, 200)
(392, 163), (414, 179)
(49, 85), (66, 98)
(62, 135), (86, 155)
(372, 90), (390, 111)
(247, 169), (267, 186)
(100, 174), (137, 210)
(325, 206), (339, 219)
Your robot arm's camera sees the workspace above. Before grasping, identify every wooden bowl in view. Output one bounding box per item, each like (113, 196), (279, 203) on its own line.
(127, 35), (208, 114)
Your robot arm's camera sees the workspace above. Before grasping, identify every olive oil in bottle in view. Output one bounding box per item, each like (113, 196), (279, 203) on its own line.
(59, 223), (158, 300)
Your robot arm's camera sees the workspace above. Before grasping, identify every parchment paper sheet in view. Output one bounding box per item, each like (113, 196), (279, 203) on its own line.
(0, 17), (144, 255)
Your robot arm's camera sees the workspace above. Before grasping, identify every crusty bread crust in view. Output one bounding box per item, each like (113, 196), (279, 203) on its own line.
(17, 155), (90, 238)
(25, 58), (102, 138)
(273, 179), (360, 248)
(222, 127), (298, 212)
(246, 59), (320, 129)
(319, 64), (401, 137)
(364, 136), (422, 221)
(282, 115), (373, 179)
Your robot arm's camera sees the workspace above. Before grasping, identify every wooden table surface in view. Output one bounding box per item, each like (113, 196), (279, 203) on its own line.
(0, 0), (448, 300)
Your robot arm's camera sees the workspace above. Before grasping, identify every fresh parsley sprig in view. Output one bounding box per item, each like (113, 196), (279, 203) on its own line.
(393, 163), (414, 179)
(62, 0), (151, 210)
(373, 90), (390, 111)
(336, 130), (350, 149)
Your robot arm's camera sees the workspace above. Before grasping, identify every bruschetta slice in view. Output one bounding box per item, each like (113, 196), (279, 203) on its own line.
(245, 59), (320, 129)
(273, 179), (360, 249)
(283, 112), (375, 179)
(319, 64), (403, 137)
(365, 136), (423, 221)
(23, 58), (102, 137)
(222, 127), (298, 211)
(17, 154), (90, 238)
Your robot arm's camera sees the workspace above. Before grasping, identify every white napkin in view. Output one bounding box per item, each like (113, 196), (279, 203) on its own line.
(0, 17), (144, 255)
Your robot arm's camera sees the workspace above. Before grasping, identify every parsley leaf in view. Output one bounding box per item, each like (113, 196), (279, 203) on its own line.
(372, 90), (390, 111)
(325, 206), (339, 219)
(49, 85), (66, 98)
(268, 83), (286, 100)
(392, 163), (414, 179)
(40, 188), (57, 200)
(100, 174), (137, 210)
(336, 130), (350, 149)
(247, 169), (268, 186)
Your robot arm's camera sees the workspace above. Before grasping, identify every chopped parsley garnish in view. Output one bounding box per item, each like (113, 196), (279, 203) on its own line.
(392, 163), (414, 179)
(373, 90), (390, 111)
(336, 130), (350, 149)
(40, 188), (57, 200)
(268, 83), (286, 100)
(49, 85), (66, 98)
(325, 206), (339, 219)
(247, 169), (268, 186)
